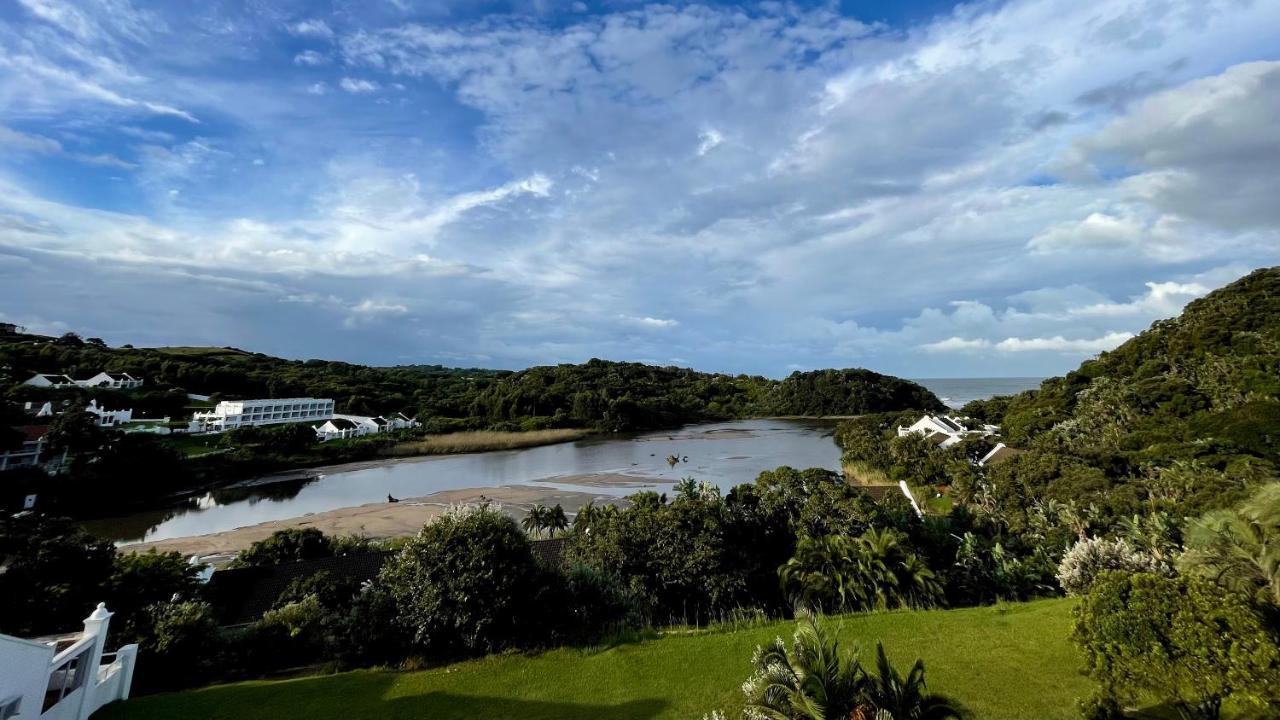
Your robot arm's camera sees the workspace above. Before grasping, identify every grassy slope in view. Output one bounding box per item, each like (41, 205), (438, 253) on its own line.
(99, 599), (1088, 720)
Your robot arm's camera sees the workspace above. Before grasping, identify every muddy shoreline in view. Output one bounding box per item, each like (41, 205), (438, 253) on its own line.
(125, 483), (634, 560)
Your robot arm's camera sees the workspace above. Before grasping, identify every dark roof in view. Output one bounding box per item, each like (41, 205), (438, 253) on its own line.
(857, 484), (899, 502)
(531, 536), (569, 568)
(927, 431), (952, 445)
(17, 425), (49, 442)
(328, 418), (358, 430)
(935, 416), (964, 432)
(204, 551), (391, 626)
(983, 445), (1024, 465)
(104, 372), (132, 380)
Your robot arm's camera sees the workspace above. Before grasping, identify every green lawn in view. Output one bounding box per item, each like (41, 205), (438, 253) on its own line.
(161, 433), (224, 458)
(98, 599), (1090, 720)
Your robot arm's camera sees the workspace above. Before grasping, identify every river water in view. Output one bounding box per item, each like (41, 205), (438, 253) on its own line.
(92, 419), (842, 545)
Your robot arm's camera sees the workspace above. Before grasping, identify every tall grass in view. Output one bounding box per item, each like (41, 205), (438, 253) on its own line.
(381, 429), (590, 456)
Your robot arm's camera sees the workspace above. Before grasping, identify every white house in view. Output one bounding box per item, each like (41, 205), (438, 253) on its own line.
(21, 375), (77, 389)
(0, 604), (137, 720)
(84, 400), (132, 428)
(76, 373), (143, 390)
(0, 426), (66, 474)
(192, 398), (335, 432)
(897, 414), (996, 449)
(372, 412), (419, 433)
(313, 417), (363, 441)
(313, 412), (419, 442)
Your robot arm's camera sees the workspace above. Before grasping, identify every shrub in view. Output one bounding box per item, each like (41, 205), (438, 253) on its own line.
(377, 506), (549, 658)
(1073, 571), (1280, 720)
(1055, 537), (1166, 596)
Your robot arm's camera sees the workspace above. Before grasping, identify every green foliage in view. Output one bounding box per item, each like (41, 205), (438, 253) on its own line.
(734, 611), (959, 720)
(377, 506), (549, 657)
(970, 268), (1280, 521)
(1178, 482), (1280, 607)
(1073, 571), (1280, 720)
(109, 549), (205, 640)
(779, 529), (942, 613)
(132, 601), (223, 691)
(766, 369), (944, 416)
(0, 513), (116, 636)
(862, 642), (961, 720)
(740, 610), (865, 720)
(231, 527), (338, 567)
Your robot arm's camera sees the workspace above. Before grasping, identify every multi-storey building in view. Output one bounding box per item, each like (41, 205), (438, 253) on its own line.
(191, 398), (334, 432)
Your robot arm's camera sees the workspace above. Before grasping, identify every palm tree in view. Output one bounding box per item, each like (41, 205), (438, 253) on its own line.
(780, 535), (869, 612)
(741, 610), (865, 720)
(522, 504), (548, 538)
(546, 504), (569, 537)
(1179, 483), (1280, 606)
(862, 643), (960, 720)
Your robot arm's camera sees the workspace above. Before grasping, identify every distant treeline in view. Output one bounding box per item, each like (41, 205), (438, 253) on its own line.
(1, 338), (942, 433)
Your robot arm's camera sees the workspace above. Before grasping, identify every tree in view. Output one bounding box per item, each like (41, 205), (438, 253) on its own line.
(45, 409), (106, 456)
(1073, 571), (1280, 720)
(378, 506), (549, 657)
(546, 504), (569, 537)
(522, 504), (549, 538)
(231, 527), (334, 567)
(730, 611), (957, 720)
(862, 642), (960, 720)
(0, 514), (116, 636)
(779, 529), (941, 613)
(740, 610), (865, 720)
(1179, 483), (1280, 607)
(109, 550), (205, 640)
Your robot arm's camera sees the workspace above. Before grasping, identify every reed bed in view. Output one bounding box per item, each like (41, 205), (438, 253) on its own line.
(382, 428), (590, 456)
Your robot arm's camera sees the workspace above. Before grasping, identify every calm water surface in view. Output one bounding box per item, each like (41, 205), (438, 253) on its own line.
(94, 419), (841, 544)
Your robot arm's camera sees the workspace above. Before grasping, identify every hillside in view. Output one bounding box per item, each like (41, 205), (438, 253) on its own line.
(0, 336), (941, 432)
(96, 599), (1084, 720)
(964, 266), (1280, 517)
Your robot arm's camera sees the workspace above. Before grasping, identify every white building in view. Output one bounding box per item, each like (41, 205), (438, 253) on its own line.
(313, 412), (419, 442)
(76, 373), (143, 390)
(897, 414), (994, 449)
(21, 375), (76, 389)
(0, 426), (66, 474)
(84, 400), (132, 428)
(192, 397), (334, 432)
(0, 604), (137, 720)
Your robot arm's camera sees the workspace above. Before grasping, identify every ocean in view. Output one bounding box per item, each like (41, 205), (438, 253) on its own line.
(911, 377), (1045, 410)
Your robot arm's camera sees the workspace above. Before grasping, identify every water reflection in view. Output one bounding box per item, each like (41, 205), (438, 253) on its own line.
(90, 419), (841, 545)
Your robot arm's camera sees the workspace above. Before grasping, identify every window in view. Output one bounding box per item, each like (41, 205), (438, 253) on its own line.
(43, 645), (92, 712)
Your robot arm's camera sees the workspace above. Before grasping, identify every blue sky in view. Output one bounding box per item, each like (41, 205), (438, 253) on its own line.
(1, 0), (1278, 377)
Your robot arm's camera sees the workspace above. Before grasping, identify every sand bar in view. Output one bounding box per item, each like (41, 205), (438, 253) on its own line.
(125, 484), (626, 559)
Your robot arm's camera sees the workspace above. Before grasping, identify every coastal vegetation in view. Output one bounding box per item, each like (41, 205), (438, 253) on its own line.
(381, 428), (589, 456)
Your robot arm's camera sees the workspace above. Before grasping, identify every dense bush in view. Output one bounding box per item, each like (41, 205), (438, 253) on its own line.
(1074, 571), (1280, 720)
(377, 506), (552, 657)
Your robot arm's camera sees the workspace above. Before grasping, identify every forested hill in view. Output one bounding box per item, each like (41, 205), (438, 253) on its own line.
(0, 337), (941, 432)
(963, 266), (1280, 515)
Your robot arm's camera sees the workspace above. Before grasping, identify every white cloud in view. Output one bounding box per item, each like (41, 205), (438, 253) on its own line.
(293, 50), (329, 66)
(351, 299), (408, 315)
(339, 77), (379, 94)
(288, 19), (333, 40)
(994, 332), (1134, 353)
(624, 315), (679, 329)
(305, 82), (328, 95)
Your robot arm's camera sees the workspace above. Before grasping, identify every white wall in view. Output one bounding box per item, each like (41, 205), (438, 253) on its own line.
(0, 635), (54, 720)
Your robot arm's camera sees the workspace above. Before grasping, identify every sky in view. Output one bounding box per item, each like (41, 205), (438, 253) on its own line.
(0, 0), (1278, 378)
